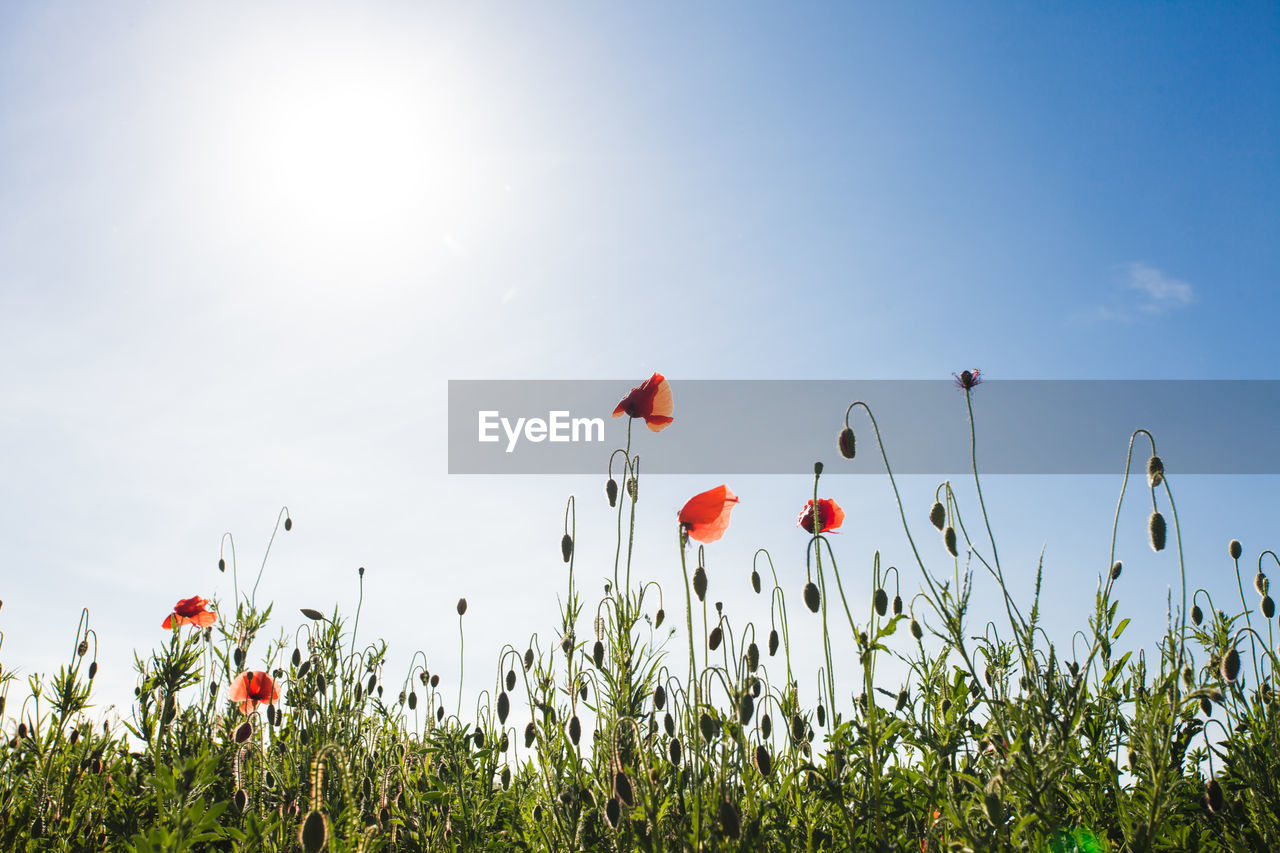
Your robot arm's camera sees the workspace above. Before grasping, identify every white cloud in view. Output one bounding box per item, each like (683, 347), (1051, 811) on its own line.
(1122, 262), (1195, 314)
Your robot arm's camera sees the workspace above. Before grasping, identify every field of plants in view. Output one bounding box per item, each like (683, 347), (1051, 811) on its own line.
(2, 372), (1278, 851)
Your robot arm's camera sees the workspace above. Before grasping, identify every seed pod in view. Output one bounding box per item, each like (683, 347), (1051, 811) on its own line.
(718, 800), (741, 840)
(803, 581), (821, 613)
(747, 642), (760, 672)
(893, 594), (903, 615)
(1205, 778), (1224, 813)
(911, 619), (923, 640)
(667, 737), (682, 766)
(664, 711), (675, 737)
(874, 588), (888, 617)
(769, 629), (779, 656)
(1192, 604), (1203, 626)
(944, 526), (958, 557)
(751, 570), (761, 594)
(929, 501), (946, 530)
(1263, 596), (1276, 620)
(1230, 539), (1243, 560)
(456, 598), (468, 616)
(561, 533), (573, 563)
(708, 626), (722, 651)
(593, 640), (605, 668)
(693, 567), (708, 602)
(1147, 455), (1165, 486)
(497, 692), (510, 724)
(1222, 647), (1241, 683)
(838, 427), (856, 460)
(604, 796), (621, 828)
(568, 715), (581, 745)
(606, 478), (618, 507)
(739, 693), (754, 725)
(655, 608), (665, 629)
(1149, 512), (1166, 552)
(1110, 561), (1123, 580)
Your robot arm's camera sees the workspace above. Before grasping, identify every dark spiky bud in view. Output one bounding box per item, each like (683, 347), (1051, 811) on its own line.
(747, 642), (760, 672)
(751, 570), (761, 594)
(739, 693), (754, 725)
(769, 629), (779, 656)
(874, 588), (888, 617)
(456, 598), (468, 616)
(218, 558), (226, 572)
(235, 721), (252, 743)
(560, 533), (573, 563)
(234, 647), (246, 668)
(568, 715), (581, 745)
(653, 684), (666, 710)
(719, 800), (741, 840)
(436, 706), (444, 722)
(367, 673), (377, 694)
(1221, 647), (1240, 683)
(604, 797), (621, 828)
(593, 640), (605, 668)
(1192, 604), (1203, 626)
(506, 669), (517, 691)
(408, 691), (417, 710)
(1229, 539), (1242, 560)
(708, 626), (722, 651)
(754, 743), (773, 777)
(1111, 561), (1123, 580)
(816, 704), (826, 727)
(1263, 595), (1276, 620)
(299, 810), (329, 853)
(524, 648), (534, 671)
(626, 477), (638, 501)
(606, 478), (618, 507)
(497, 691), (510, 723)
(761, 713), (772, 739)
(838, 427), (856, 460)
(1147, 455), (1164, 487)
(790, 714), (805, 743)
(668, 737), (682, 766)
(664, 711), (675, 737)
(88, 661), (98, 680)
(291, 648), (302, 667)
(803, 581), (821, 613)
(1256, 572), (1269, 597)
(655, 608), (665, 629)
(430, 673), (439, 688)
(524, 722), (536, 748)
(700, 712), (715, 742)
(1205, 778), (1224, 813)
(77, 639), (89, 657)
(893, 594), (903, 615)
(1200, 696), (1212, 717)
(1149, 512), (1166, 552)
(929, 501), (946, 530)
(911, 619), (923, 640)
(944, 526), (958, 557)
(614, 770), (634, 806)
(693, 567), (708, 602)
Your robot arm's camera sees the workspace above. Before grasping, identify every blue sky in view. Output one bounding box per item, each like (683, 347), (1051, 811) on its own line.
(1, 2), (1277, 723)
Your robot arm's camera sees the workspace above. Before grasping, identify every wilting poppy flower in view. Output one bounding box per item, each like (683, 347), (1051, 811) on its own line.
(228, 671), (281, 714)
(798, 499), (844, 534)
(612, 372), (674, 432)
(953, 369), (982, 390)
(161, 596), (217, 630)
(679, 486), (739, 543)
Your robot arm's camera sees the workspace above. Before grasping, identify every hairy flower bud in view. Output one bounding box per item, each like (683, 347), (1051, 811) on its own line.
(929, 501), (946, 531)
(1149, 512), (1166, 552)
(838, 427), (856, 460)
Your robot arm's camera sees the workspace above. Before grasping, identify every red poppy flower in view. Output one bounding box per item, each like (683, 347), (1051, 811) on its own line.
(161, 596), (217, 630)
(228, 671), (281, 714)
(612, 372), (674, 432)
(678, 486), (739, 543)
(798, 499), (844, 534)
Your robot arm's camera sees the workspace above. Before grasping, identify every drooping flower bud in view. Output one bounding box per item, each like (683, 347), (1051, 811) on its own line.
(803, 581), (821, 613)
(1149, 512), (1166, 552)
(561, 534), (573, 563)
(929, 501), (946, 531)
(456, 598), (468, 616)
(838, 428), (856, 460)
(1229, 539), (1242, 560)
(1147, 455), (1164, 487)
(693, 567), (708, 602)
(606, 478), (618, 507)
(944, 526), (958, 557)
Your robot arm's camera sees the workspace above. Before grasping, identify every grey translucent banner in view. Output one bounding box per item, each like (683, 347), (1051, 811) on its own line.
(447, 380), (1280, 475)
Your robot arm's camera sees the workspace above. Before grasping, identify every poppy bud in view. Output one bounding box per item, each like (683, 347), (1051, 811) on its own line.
(218, 558), (226, 572)
(561, 533), (573, 563)
(568, 715), (581, 745)
(693, 567), (708, 602)
(1111, 561), (1123, 580)
(816, 703), (826, 727)
(626, 477), (638, 501)
(655, 608), (665, 628)
(790, 714), (805, 743)
(803, 581), (821, 613)
(708, 626), (722, 651)
(506, 669), (517, 691)
(524, 648), (534, 671)
(235, 721), (252, 743)
(292, 648), (302, 667)
(761, 713), (772, 739)
(664, 711), (675, 737)
(751, 570), (761, 594)
(77, 639), (89, 657)
(88, 661), (98, 680)
(1149, 512), (1166, 552)
(1256, 572), (1269, 596)
(1230, 539), (1242, 560)
(604, 796), (620, 828)
(497, 692), (510, 723)
(234, 647), (245, 667)
(500, 765), (512, 789)
(747, 642), (759, 672)
(358, 566), (364, 578)
(654, 684), (666, 710)
(719, 800), (741, 840)
(299, 810), (329, 853)
(524, 722), (536, 747)
(606, 478), (618, 507)
(769, 628), (779, 656)
(911, 619), (923, 640)
(929, 501), (946, 530)
(1147, 455), (1164, 487)
(1192, 604), (1203, 626)
(893, 594), (903, 615)
(431, 673), (440, 688)
(408, 691), (417, 710)
(1264, 596), (1276, 620)
(668, 736), (682, 766)
(1205, 778), (1224, 813)
(754, 743), (773, 777)
(614, 770), (634, 807)
(456, 598), (468, 616)
(738, 692), (754, 725)
(1222, 647), (1240, 683)
(874, 588), (888, 617)
(284, 515), (293, 532)
(593, 640), (605, 668)
(838, 427), (856, 460)
(814, 461), (823, 476)
(944, 526), (958, 557)
(699, 712), (716, 742)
